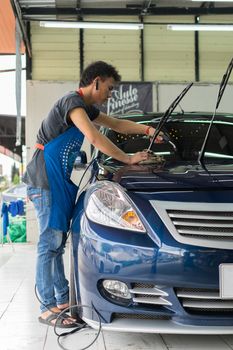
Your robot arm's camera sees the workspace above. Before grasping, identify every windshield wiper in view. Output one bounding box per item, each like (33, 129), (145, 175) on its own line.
(198, 58), (233, 168)
(147, 82), (193, 152)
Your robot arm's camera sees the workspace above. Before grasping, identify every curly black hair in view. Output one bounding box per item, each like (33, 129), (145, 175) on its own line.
(79, 61), (121, 87)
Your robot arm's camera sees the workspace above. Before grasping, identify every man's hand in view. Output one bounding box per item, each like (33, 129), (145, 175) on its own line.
(127, 151), (149, 165)
(148, 128), (164, 143)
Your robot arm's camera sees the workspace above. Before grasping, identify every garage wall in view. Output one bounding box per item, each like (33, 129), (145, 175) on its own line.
(144, 16), (194, 82)
(84, 16), (141, 81)
(31, 22), (80, 80)
(84, 29), (141, 81)
(199, 15), (233, 82)
(31, 16), (141, 82)
(29, 16), (233, 83)
(157, 83), (233, 113)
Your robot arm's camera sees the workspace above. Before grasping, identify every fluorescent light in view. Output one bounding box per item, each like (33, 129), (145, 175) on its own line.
(167, 24), (233, 31)
(40, 21), (143, 30)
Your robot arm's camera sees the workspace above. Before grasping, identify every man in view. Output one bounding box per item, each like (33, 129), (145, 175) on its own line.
(24, 61), (160, 327)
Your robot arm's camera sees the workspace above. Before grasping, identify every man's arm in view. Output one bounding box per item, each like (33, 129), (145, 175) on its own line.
(70, 107), (148, 164)
(94, 112), (162, 139)
(94, 112), (148, 134)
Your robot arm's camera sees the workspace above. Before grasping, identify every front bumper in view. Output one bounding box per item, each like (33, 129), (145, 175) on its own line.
(83, 317), (233, 334)
(72, 214), (233, 333)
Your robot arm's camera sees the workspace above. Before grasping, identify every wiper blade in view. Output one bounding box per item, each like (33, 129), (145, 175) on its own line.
(216, 58), (233, 109)
(147, 82), (193, 152)
(198, 57), (233, 168)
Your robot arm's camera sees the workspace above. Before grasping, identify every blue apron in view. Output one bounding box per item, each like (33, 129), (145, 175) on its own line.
(43, 126), (84, 232)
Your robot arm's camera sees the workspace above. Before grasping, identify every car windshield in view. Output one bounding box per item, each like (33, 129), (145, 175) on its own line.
(99, 112), (233, 166)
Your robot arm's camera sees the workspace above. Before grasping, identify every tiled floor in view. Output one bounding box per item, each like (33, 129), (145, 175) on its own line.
(1, 244), (233, 350)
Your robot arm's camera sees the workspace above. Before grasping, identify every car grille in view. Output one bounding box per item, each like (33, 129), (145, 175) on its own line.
(130, 283), (172, 307)
(150, 200), (233, 249)
(112, 313), (171, 320)
(176, 287), (233, 314)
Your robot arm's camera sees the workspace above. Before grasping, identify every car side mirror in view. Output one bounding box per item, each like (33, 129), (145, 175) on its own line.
(73, 151), (87, 169)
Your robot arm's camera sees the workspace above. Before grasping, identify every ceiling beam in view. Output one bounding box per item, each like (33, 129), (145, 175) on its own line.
(21, 6), (233, 18)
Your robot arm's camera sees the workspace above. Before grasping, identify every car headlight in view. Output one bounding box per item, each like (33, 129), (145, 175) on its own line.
(85, 181), (146, 233)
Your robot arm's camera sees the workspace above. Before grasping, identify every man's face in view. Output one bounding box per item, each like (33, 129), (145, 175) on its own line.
(95, 77), (116, 104)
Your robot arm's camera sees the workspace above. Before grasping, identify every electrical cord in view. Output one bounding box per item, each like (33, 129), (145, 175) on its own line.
(34, 285), (102, 350)
(55, 304), (102, 350)
(76, 157), (98, 193)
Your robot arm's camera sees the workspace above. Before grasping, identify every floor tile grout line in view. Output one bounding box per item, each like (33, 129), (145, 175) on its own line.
(0, 303), (10, 320)
(0, 278), (26, 320)
(220, 335), (233, 350)
(42, 326), (49, 350)
(159, 334), (170, 350)
(101, 330), (109, 350)
(0, 252), (14, 269)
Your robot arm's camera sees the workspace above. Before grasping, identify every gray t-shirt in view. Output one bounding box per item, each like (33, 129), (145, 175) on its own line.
(23, 91), (100, 189)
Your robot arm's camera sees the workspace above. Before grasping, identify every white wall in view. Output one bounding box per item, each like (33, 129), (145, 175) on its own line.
(156, 83), (233, 113)
(26, 80), (77, 161)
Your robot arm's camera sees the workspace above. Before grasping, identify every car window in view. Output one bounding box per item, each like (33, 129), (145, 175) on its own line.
(100, 114), (233, 164)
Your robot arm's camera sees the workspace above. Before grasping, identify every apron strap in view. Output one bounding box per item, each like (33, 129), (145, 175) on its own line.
(76, 88), (84, 97)
(35, 143), (45, 151)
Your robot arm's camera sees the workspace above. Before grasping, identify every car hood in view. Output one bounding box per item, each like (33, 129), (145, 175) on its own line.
(111, 161), (233, 191)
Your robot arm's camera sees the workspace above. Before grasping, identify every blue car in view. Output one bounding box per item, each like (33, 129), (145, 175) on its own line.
(71, 111), (233, 334)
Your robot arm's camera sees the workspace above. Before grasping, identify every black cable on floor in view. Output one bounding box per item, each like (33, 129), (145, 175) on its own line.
(55, 304), (102, 350)
(34, 285), (102, 350)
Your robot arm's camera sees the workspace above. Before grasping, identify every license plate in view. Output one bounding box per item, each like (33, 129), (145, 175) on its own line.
(219, 263), (233, 299)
